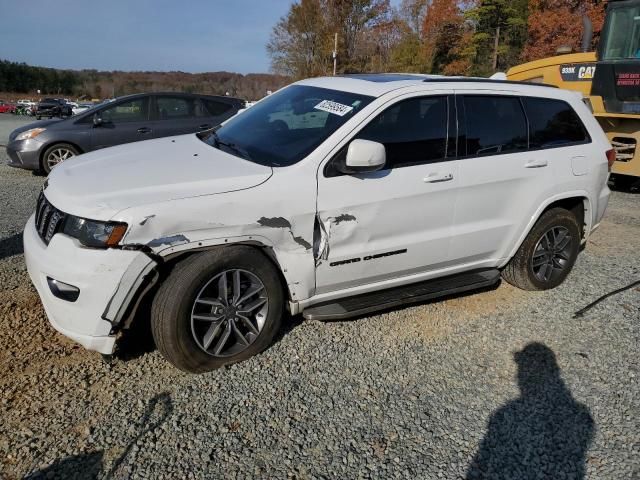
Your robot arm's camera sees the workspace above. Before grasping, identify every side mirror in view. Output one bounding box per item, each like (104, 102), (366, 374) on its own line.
(92, 112), (103, 126)
(344, 139), (386, 173)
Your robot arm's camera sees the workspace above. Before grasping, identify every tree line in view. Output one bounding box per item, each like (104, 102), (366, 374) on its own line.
(0, 60), (79, 95)
(267, 0), (606, 79)
(0, 0), (605, 100)
(0, 60), (289, 100)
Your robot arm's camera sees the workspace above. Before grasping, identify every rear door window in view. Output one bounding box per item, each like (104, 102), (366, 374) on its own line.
(521, 97), (590, 149)
(156, 96), (200, 120)
(463, 95), (528, 156)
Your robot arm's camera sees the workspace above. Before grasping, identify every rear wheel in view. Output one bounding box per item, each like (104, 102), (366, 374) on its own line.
(502, 208), (581, 291)
(151, 247), (284, 373)
(41, 143), (79, 175)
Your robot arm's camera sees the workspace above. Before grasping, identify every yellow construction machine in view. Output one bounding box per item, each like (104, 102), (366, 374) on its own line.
(508, 0), (640, 188)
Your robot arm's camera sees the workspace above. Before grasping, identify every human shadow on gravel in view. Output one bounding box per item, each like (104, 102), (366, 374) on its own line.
(0, 232), (23, 260)
(466, 342), (595, 480)
(25, 392), (173, 480)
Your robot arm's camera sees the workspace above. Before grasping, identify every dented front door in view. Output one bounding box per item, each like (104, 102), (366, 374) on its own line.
(314, 93), (459, 295)
(314, 163), (459, 294)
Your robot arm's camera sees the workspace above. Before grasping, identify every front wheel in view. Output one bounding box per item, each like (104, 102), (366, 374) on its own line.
(502, 208), (581, 291)
(151, 247), (284, 373)
(41, 143), (79, 175)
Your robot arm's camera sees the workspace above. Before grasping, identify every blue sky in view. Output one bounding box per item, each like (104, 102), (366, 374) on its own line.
(0, 0), (297, 74)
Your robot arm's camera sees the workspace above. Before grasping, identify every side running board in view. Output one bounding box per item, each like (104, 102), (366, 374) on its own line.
(303, 269), (500, 321)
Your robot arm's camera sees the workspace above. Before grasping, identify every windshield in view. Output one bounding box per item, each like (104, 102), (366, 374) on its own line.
(601, 4), (640, 60)
(201, 85), (374, 166)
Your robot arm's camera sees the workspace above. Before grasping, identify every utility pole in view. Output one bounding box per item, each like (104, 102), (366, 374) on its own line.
(492, 26), (500, 71)
(333, 33), (338, 76)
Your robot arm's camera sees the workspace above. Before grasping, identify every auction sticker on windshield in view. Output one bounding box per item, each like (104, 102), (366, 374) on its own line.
(314, 100), (353, 116)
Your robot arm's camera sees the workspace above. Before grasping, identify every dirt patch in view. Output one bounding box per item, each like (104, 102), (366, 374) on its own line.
(586, 217), (640, 255)
(0, 284), (95, 379)
(0, 284), (40, 310)
(441, 281), (527, 318)
(374, 281), (530, 345)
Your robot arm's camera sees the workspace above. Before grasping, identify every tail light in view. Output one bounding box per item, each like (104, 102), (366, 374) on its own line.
(606, 148), (616, 171)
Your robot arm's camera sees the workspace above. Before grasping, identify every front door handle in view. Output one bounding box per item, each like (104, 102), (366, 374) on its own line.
(424, 172), (454, 183)
(137, 127), (152, 134)
(525, 158), (548, 168)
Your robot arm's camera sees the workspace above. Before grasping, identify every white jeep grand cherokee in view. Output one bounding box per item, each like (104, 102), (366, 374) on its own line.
(24, 74), (612, 373)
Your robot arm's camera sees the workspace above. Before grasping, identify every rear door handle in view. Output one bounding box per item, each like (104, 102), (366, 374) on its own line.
(423, 172), (454, 183)
(524, 158), (548, 168)
(137, 127), (152, 134)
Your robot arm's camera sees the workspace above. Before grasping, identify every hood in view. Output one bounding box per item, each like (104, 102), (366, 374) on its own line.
(44, 134), (273, 220)
(9, 118), (64, 141)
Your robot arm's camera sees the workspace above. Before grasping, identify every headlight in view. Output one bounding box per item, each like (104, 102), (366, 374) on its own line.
(62, 216), (128, 248)
(16, 128), (46, 141)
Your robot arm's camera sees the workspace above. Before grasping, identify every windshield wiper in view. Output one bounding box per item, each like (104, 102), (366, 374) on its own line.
(209, 131), (252, 161)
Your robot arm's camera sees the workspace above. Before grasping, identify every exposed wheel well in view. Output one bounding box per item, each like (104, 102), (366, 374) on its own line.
(541, 197), (586, 239)
(118, 243), (290, 332)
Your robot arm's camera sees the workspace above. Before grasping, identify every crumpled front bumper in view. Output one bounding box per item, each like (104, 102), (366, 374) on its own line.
(23, 214), (155, 354)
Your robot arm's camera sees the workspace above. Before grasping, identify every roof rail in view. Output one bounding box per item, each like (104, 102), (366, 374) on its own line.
(422, 77), (558, 88)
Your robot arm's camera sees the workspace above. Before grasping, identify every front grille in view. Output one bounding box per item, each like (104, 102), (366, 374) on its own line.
(35, 192), (66, 245)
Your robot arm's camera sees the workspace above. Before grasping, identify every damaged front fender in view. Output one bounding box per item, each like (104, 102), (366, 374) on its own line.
(108, 164), (320, 304)
(101, 251), (158, 326)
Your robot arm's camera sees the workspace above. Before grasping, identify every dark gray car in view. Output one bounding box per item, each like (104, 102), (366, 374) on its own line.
(6, 92), (244, 174)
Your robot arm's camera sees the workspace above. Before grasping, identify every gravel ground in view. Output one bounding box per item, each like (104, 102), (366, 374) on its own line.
(0, 114), (638, 479)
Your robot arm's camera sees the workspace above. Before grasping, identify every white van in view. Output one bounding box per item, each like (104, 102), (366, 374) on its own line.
(24, 74), (613, 372)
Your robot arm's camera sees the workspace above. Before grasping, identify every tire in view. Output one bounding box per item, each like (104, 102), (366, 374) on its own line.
(41, 143), (79, 175)
(502, 207), (581, 291)
(151, 246), (284, 373)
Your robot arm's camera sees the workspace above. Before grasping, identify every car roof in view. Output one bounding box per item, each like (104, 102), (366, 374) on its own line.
(296, 73), (561, 98)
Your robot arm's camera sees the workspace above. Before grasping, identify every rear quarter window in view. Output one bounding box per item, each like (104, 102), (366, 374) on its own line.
(157, 96), (195, 119)
(521, 97), (590, 149)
